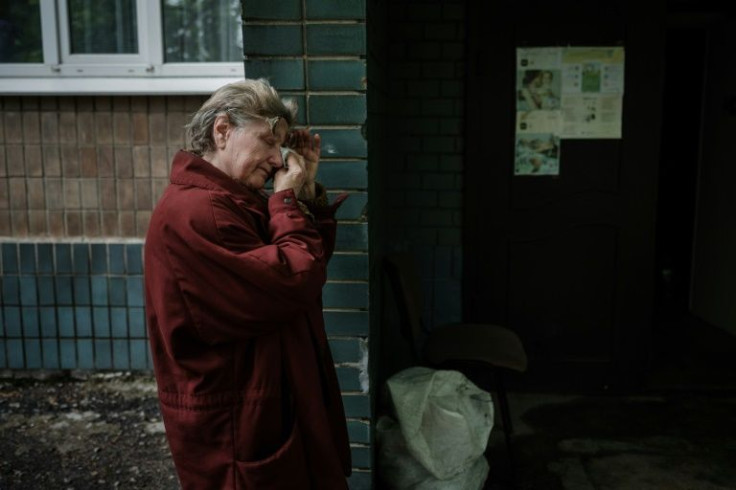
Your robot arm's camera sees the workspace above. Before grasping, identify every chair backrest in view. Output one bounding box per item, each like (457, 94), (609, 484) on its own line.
(383, 253), (425, 357)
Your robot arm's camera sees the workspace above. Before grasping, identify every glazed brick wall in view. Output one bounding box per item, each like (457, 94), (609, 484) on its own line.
(385, 1), (465, 329)
(241, 1), (371, 486)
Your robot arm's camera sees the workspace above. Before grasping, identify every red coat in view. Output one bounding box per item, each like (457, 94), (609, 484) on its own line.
(144, 151), (351, 489)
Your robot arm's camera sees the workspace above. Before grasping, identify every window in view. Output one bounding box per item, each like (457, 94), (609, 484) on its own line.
(0, 0), (244, 94)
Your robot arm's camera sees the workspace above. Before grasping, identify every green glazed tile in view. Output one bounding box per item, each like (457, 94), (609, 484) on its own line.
(244, 0), (301, 20)
(243, 25), (303, 56)
(309, 95), (366, 125)
(306, 24), (365, 55)
(306, 0), (365, 19)
(308, 60), (366, 90)
(245, 59), (305, 90)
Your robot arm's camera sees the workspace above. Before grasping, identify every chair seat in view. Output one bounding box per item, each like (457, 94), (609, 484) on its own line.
(423, 323), (528, 372)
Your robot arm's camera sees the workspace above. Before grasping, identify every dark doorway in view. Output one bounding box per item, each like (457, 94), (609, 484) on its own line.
(650, 4), (736, 389)
(464, 0), (667, 390)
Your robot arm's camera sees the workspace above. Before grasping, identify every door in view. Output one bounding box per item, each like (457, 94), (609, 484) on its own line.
(690, 19), (736, 336)
(465, 0), (665, 389)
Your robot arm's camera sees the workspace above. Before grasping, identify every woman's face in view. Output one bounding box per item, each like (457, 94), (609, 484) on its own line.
(217, 118), (288, 190)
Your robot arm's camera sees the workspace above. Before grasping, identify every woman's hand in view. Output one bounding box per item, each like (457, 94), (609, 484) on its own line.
(272, 152), (306, 196)
(288, 129), (321, 200)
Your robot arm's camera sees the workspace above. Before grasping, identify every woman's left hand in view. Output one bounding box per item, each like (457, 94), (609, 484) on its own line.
(288, 129), (320, 200)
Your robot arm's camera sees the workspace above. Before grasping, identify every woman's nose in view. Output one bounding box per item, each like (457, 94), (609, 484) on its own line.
(269, 148), (285, 168)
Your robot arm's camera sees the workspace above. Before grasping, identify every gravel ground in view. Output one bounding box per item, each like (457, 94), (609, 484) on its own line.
(0, 372), (178, 490)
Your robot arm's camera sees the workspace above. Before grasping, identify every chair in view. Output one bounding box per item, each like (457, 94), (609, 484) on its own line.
(383, 253), (528, 459)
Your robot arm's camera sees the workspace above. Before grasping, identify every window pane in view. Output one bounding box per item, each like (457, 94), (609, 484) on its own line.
(162, 0), (243, 62)
(68, 0), (138, 54)
(0, 1), (43, 63)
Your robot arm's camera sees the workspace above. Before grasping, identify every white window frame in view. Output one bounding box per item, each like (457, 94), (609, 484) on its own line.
(0, 0), (244, 95)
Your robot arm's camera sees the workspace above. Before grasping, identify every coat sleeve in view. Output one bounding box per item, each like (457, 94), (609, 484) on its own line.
(303, 184), (348, 262)
(147, 187), (330, 344)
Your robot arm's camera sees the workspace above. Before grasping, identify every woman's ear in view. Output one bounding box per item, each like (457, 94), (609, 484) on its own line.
(212, 114), (231, 150)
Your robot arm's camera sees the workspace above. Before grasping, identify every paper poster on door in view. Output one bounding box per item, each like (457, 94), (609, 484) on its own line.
(514, 133), (560, 176)
(559, 47), (625, 138)
(515, 46), (624, 176)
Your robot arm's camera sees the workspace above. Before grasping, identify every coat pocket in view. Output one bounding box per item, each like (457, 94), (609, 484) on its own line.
(235, 420), (310, 489)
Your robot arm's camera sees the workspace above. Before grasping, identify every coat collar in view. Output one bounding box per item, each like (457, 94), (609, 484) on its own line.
(170, 150), (268, 210)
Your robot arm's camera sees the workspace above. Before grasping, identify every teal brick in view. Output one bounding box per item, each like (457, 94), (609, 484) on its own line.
(350, 446), (371, 469)
(423, 136), (457, 153)
(319, 129), (366, 158)
(37, 244), (53, 273)
(93, 307), (110, 337)
(422, 98), (454, 116)
(58, 307), (75, 337)
(113, 340), (130, 370)
(309, 95), (366, 125)
(2, 243), (18, 273)
(308, 60), (366, 91)
(130, 339), (148, 370)
(24, 339), (42, 369)
(342, 394), (370, 417)
(109, 244), (125, 274)
(55, 244), (72, 273)
(42, 339), (59, 369)
(126, 277), (144, 307)
(129, 307), (146, 337)
(327, 254), (368, 280)
(306, 0), (364, 19)
(40, 307), (56, 337)
(109, 277), (126, 306)
(20, 244), (35, 273)
(60, 340), (76, 369)
(243, 25), (303, 56)
(329, 338), (362, 363)
(91, 244), (107, 273)
(323, 282), (368, 309)
(22, 308), (39, 336)
(73, 244), (89, 273)
(77, 339), (94, 369)
(319, 162), (367, 189)
(126, 244), (143, 273)
(244, 59), (305, 91)
(347, 472), (371, 490)
(2, 276), (20, 304)
(5, 308), (21, 338)
(333, 192), (367, 221)
(38, 276), (55, 305)
(91, 276), (109, 306)
(336, 366), (362, 392)
(7, 339), (23, 368)
(55, 277), (73, 305)
(306, 24), (365, 56)
(286, 94), (307, 125)
(336, 223), (368, 251)
(95, 340), (112, 369)
(73, 277), (91, 305)
(324, 311), (368, 336)
(111, 307), (128, 337)
(19, 276), (37, 305)
(244, 0), (301, 20)
(75, 307), (92, 336)
(347, 420), (370, 444)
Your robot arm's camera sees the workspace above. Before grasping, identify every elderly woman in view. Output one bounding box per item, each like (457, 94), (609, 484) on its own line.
(144, 79), (351, 489)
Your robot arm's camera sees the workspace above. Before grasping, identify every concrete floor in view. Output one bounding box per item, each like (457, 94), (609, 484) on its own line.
(484, 391), (736, 489)
(483, 322), (736, 489)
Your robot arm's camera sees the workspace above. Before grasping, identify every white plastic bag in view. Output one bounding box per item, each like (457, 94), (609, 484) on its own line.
(381, 367), (494, 483)
(377, 415), (490, 490)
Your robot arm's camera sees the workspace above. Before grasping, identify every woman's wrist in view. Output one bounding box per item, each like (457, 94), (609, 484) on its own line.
(298, 182), (317, 201)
